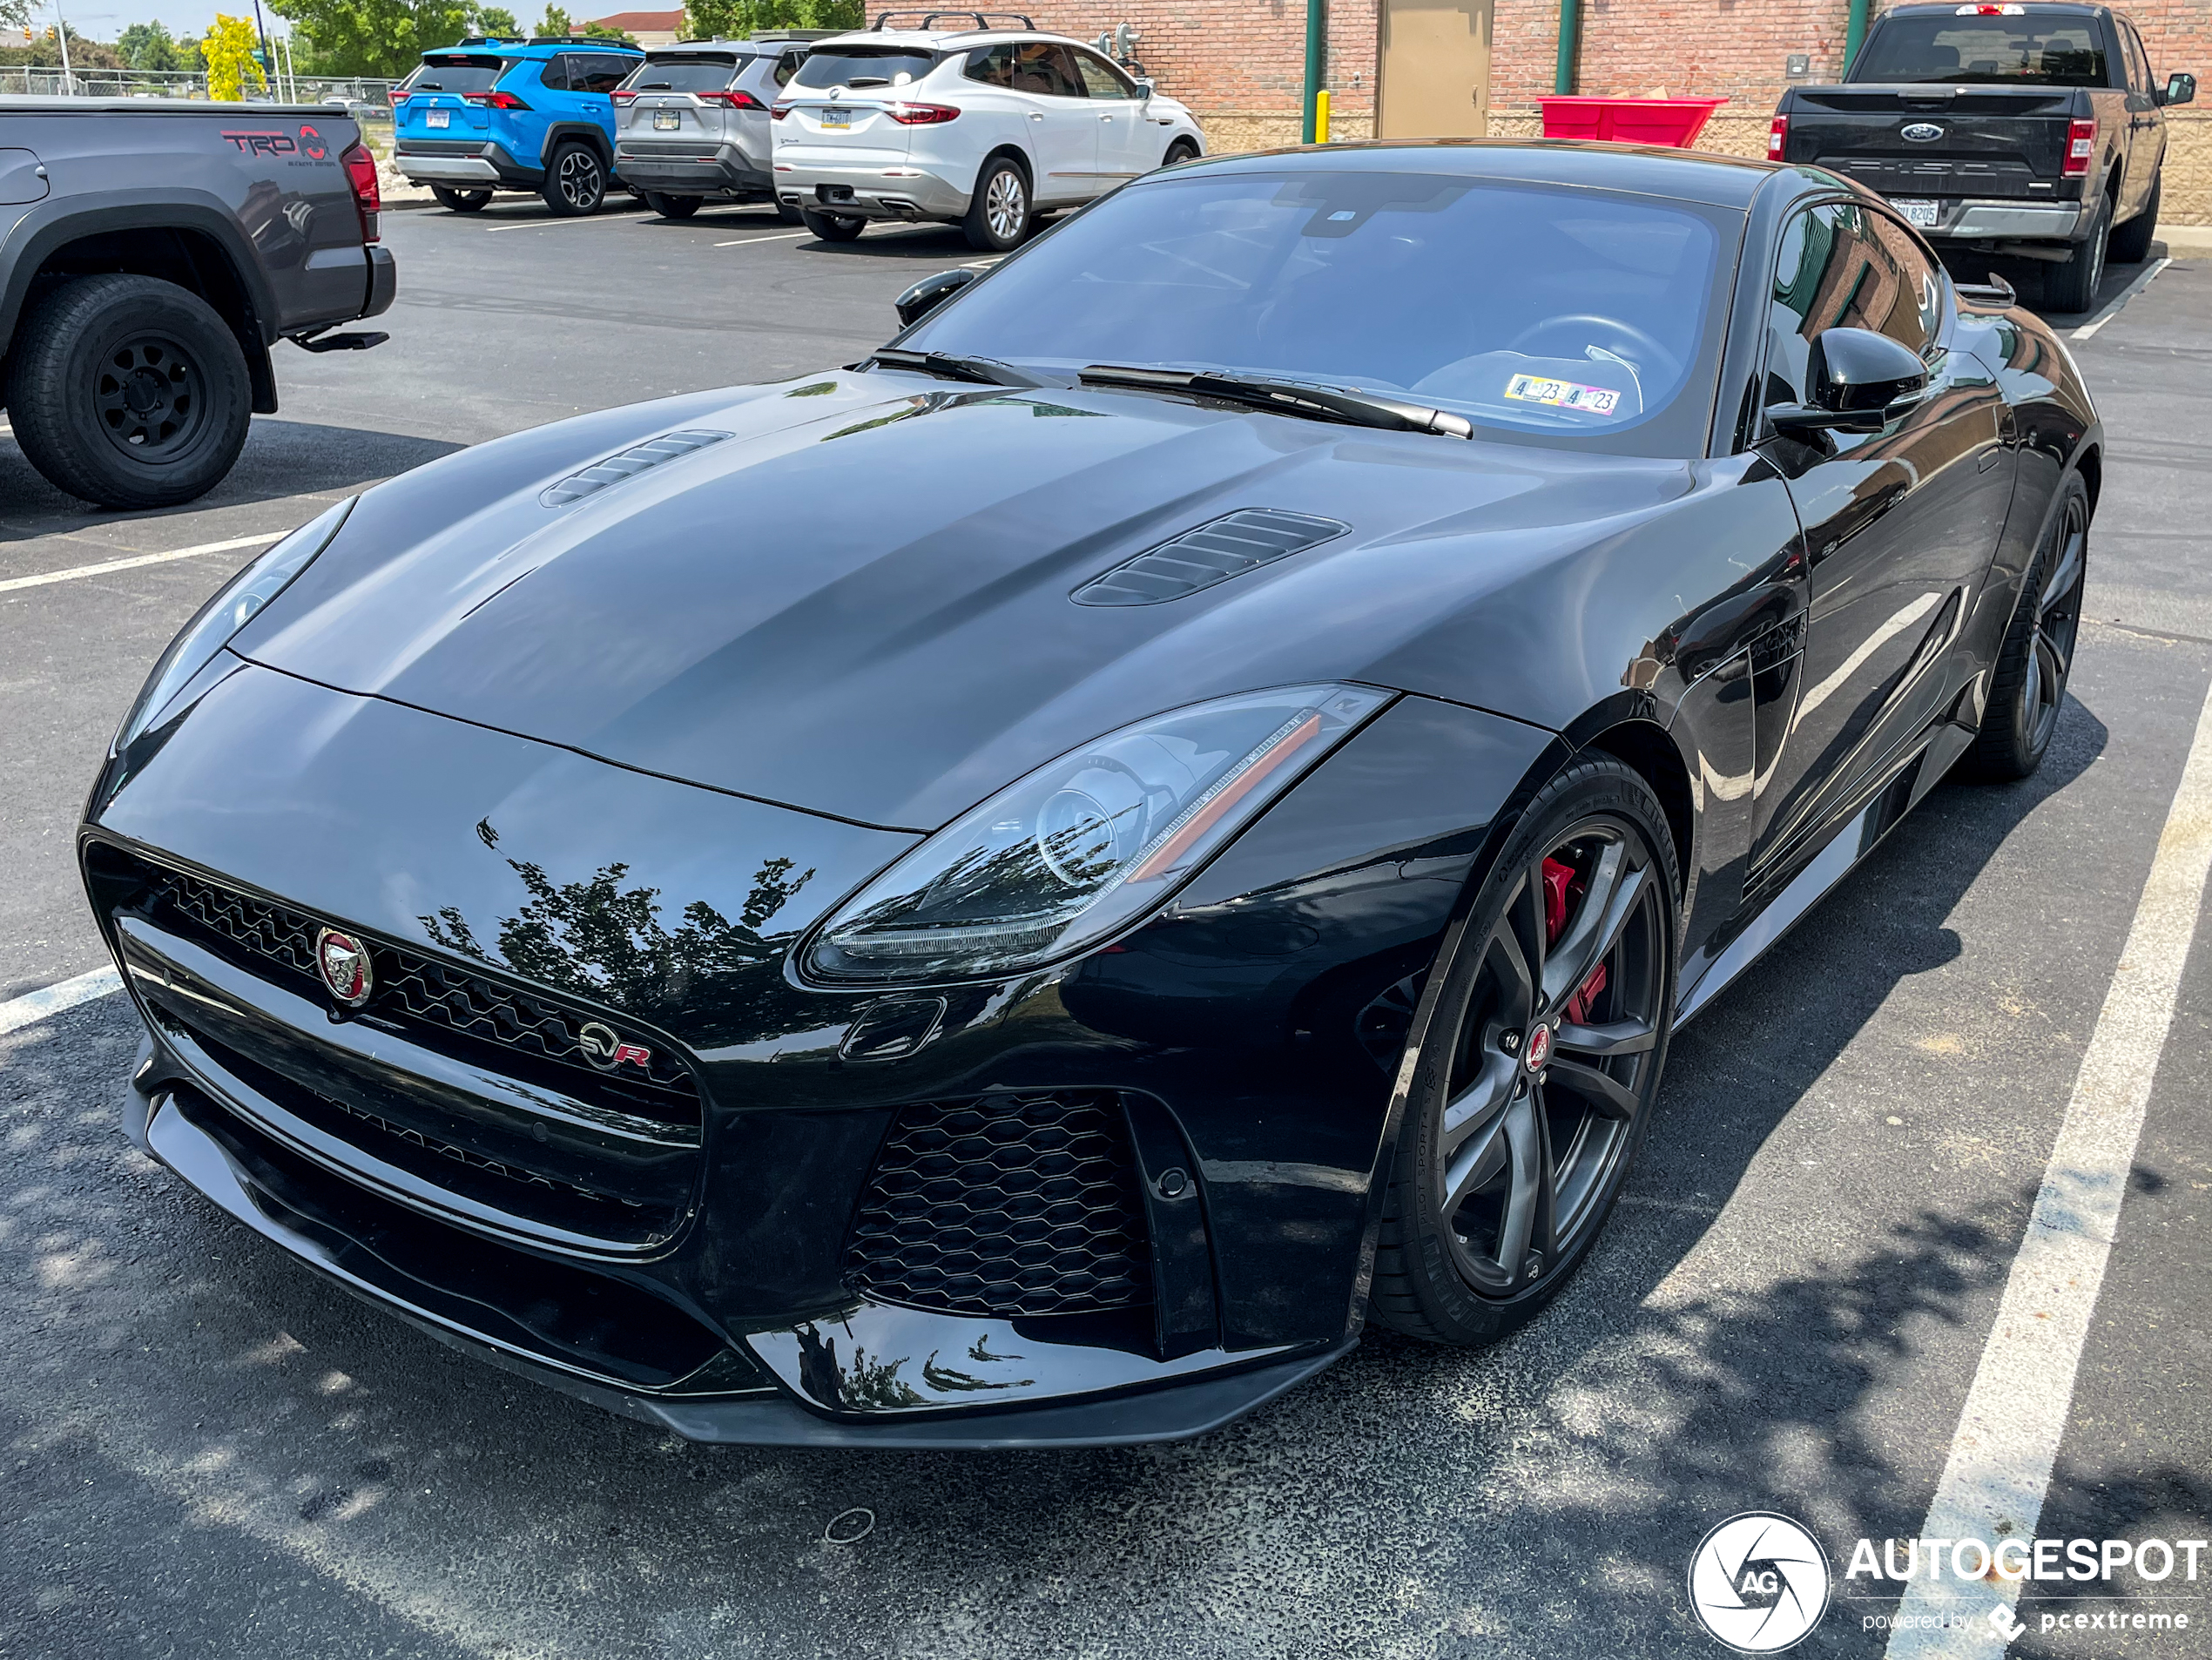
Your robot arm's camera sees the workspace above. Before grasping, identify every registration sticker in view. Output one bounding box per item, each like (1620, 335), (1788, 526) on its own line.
(1504, 374), (1621, 415)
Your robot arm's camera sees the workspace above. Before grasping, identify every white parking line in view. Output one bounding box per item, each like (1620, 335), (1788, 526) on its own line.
(2072, 256), (2171, 341)
(712, 231), (812, 247)
(1885, 671), (2212, 1657)
(0, 532), (285, 594)
(0, 966), (122, 1036)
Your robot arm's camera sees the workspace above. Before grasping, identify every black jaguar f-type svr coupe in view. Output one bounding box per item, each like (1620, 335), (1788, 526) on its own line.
(83, 140), (2097, 1447)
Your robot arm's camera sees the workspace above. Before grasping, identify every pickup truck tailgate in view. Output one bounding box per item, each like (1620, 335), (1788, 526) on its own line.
(1782, 85), (2075, 200)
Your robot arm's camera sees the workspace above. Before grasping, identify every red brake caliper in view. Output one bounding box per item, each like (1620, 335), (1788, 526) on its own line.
(1541, 855), (1608, 1024)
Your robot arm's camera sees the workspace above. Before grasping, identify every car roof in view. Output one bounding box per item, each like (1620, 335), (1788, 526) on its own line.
(1169, 139), (1779, 211)
(435, 37), (644, 56)
(804, 27), (1093, 49)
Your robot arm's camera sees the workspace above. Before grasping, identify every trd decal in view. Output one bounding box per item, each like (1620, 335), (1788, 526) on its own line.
(220, 131), (299, 156)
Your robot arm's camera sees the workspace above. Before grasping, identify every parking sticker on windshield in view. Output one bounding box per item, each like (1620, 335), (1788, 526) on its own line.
(1504, 374), (1621, 415)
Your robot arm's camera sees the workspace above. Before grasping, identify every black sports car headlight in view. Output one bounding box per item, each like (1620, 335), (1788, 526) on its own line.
(807, 684), (1392, 984)
(113, 497), (354, 752)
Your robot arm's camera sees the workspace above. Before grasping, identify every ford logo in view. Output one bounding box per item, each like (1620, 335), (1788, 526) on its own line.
(1901, 122), (1945, 142)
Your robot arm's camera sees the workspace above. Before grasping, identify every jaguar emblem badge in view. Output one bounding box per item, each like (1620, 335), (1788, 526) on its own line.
(1901, 122), (1945, 142)
(315, 928), (373, 1008)
(578, 1020), (654, 1070)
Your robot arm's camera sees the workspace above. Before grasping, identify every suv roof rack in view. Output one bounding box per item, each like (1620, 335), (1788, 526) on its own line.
(868, 11), (1036, 30)
(450, 35), (641, 46)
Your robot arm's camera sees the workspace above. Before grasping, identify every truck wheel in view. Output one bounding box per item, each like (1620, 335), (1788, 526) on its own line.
(541, 142), (606, 216)
(3, 273), (251, 510)
(800, 207), (866, 242)
(430, 185), (492, 213)
(2107, 172), (2160, 265)
(2045, 194), (2109, 313)
(963, 156), (1030, 252)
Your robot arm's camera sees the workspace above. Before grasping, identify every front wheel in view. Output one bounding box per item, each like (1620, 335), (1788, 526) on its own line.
(963, 157), (1030, 252)
(541, 142), (607, 216)
(1161, 138), (1200, 169)
(799, 207), (865, 242)
(1370, 757), (1679, 1346)
(430, 185), (492, 213)
(2045, 194), (2110, 312)
(1960, 475), (2087, 781)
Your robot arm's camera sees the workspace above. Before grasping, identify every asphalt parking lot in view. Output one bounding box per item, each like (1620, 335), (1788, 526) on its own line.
(2, 199), (2208, 1659)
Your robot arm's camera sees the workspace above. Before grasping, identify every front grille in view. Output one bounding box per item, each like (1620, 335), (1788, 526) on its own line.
(845, 1091), (1151, 1318)
(124, 854), (699, 1127)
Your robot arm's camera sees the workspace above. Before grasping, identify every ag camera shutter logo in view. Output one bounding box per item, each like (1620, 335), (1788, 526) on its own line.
(1689, 1513), (1831, 1652)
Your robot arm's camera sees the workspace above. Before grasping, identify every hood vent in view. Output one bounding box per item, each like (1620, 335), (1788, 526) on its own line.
(1072, 509), (1350, 607)
(540, 429), (732, 508)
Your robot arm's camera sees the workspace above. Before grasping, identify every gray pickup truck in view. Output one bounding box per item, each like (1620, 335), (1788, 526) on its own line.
(1772, 1), (2195, 310)
(0, 98), (397, 509)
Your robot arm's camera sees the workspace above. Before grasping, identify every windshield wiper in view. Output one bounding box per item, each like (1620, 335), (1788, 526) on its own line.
(869, 348), (1042, 388)
(1078, 364), (1474, 439)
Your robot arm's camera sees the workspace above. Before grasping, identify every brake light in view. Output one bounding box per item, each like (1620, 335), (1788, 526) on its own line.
(611, 88), (637, 105)
(698, 88), (765, 109)
(1768, 113), (1789, 160)
(887, 102), (960, 125)
(2063, 116), (2095, 176)
(1954, 3), (2024, 13)
(389, 88), (410, 103)
(462, 89), (532, 110)
(770, 102), (790, 120)
(340, 141), (381, 243)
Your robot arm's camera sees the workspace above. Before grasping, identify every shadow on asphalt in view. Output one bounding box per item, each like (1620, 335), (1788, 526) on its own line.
(0, 694), (2121, 1655)
(0, 418), (467, 543)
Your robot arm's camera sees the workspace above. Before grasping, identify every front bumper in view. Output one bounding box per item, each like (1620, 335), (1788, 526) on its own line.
(83, 661), (1536, 1445)
(615, 142), (772, 198)
(773, 161), (969, 220)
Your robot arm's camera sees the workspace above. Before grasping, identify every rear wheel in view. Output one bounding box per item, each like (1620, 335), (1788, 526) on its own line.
(963, 156), (1030, 252)
(430, 185), (492, 213)
(2107, 170), (2161, 265)
(3, 273), (251, 509)
(1961, 475), (2087, 781)
(2044, 193), (2110, 312)
(800, 207), (865, 242)
(654, 192), (702, 219)
(1370, 757), (1678, 1346)
(541, 141), (606, 216)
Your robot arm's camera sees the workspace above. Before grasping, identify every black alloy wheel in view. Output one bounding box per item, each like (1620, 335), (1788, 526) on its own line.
(542, 142), (606, 216)
(800, 206), (866, 242)
(1964, 476), (2088, 780)
(1372, 757), (1677, 1346)
(3, 273), (251, 509)
(430, 184), (492, 213)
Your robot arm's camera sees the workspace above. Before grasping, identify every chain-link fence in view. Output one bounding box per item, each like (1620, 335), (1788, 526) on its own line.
(0, 65), (397, 119)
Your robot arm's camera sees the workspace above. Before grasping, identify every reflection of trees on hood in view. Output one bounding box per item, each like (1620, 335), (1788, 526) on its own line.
(421, 854), (813, 1014)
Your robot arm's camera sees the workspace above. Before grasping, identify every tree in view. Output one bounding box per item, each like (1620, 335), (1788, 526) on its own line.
(203, 13), (267, 99)
(681, 0), (857, 38)
(269, 0), (472, 78)
(536, 4), (568, 35)
(118, 20), (183, 68)
(472, 4), (519, 35)
(0, 0), (28, 31)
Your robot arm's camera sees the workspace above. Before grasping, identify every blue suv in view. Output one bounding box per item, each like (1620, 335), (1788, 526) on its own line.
(394, 37), (644, 216)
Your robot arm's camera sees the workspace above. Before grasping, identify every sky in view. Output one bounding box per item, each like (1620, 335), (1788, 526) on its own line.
(40, 0), (304, 44)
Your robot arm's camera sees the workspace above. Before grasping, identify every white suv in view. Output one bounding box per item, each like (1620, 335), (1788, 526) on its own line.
(771, 18), (1204, 251)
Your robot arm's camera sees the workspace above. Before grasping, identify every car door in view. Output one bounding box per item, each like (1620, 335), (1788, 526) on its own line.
(2118, 19), (2161, 214)
(1005, 40), (1096, 203)
(1071, 46), (1149, 187)
(1750, 199), (2015, 871)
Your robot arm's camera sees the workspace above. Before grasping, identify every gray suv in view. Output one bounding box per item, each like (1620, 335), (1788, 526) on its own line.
(613, 34), (827, 219)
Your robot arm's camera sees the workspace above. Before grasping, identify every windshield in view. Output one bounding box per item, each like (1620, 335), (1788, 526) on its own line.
(1853, 17), (2110, 85)
(791, 47), (939, 89)
(900, 169), (1732, 453)
(627, 53), (744, 91)
(407, 56), (509, 93)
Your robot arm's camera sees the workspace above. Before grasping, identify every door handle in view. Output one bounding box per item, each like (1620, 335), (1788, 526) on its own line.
(1029, 111), (1044, 120)
(1101, 113), (1112, 121)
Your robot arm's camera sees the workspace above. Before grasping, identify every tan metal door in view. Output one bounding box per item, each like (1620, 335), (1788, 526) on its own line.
(1376, 0), (1493, 139)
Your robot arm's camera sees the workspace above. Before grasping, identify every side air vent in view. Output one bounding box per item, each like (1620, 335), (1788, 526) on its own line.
(540, 429), (731, 507)
(1072, 508), (1350, 607)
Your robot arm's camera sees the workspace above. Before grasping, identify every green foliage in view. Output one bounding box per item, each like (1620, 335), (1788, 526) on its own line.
(536, 4), (568, 35)
(0, 0), (29, 31)
(271, 0), (474, 78)
(472, 5), (520, 35)
(204, 13), (267, 99)
(578, 20), (635, 43)
(118, 20), (183, 68)
(680, 0), (859, 44)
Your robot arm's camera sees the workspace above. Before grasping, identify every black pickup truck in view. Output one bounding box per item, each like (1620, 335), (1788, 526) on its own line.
(0, 98), (397, 509)
(1772, 2), (2195, 310)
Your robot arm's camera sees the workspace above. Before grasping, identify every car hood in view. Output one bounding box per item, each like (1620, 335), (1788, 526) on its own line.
(240, 373), (1696, 831)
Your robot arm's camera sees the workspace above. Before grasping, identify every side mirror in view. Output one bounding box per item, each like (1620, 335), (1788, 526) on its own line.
(2161, 71), (2195, 106)
(1768, 326), (1929, 436)
(894, 267), (977, 328)
(1134, 77), (1154, 100)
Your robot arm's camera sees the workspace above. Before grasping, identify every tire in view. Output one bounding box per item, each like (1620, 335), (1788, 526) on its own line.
(1960, 475), (2087, 782)
(962, 156), (1031, 252)
(639, 190), (671, 215)
(776, 199), (803, 225)
(3, 273), (251, 510)
(430, 185), (492, 213)
(1162, 138), (1199, 169)
(656, 193), (702, 219)
(2107, 170), (2160, 265)
(2044, 193), (2110, 313)
(1369, 756), (1680, 1346)
(800, 207), (865, 242)
(540, 141), (607, 216)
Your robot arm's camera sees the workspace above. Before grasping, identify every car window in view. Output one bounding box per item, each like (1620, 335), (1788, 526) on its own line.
(1764, 203), (1939, 408)
(964, 43), (1016, 87)
(773, 51), (804, 87)
(792, 46), (940, 89)
(536, 56), (574, 91)
(900, 170), (1734, 455)
(1853, 17), (2109, 85)
(578, 55), (634, 92)
(1073, 48), (1136, 99)
(631, 53), (738, 91)
(2122, 22), (2151, 92)
(1004, 39), (1084, 98)
(409, 56), (509, 93)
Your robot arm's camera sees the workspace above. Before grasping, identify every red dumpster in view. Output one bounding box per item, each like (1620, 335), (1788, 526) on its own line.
(1537, 96), (1728, 148)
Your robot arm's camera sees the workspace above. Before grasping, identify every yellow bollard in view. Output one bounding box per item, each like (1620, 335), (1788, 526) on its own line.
(1316, 88), (1332, 144)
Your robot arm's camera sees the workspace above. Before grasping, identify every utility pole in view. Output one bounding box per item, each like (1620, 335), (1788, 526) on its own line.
(250, 0), (273, 98)
(1844, 0), (1870, 73)
(1554, 0), (1581, 95)
(50, 0), (74, 93)
(1301, 0), (1325, 144)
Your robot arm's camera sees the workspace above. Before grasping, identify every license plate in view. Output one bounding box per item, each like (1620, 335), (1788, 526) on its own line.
(1892, 198), (1940, 229)
(653, 109), (678, 130)
(819, 108), (852, 128)
(426, 107), (449, 128)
